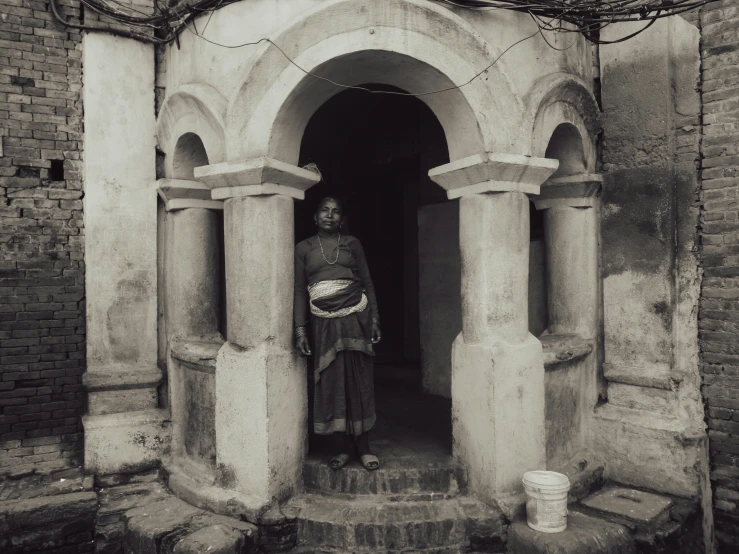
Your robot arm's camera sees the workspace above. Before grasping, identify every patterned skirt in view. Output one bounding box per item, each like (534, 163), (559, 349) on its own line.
(309, 280), (376, 436)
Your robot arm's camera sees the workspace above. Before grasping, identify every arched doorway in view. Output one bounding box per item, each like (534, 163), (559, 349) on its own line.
(193, 0), (559, 510)
(296, 84), (455, 463)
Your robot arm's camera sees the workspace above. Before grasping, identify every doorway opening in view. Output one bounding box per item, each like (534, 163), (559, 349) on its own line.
(296, 84), (454, 462)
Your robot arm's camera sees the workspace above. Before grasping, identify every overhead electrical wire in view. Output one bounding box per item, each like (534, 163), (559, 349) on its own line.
(49, 0), (716, 46)
(49, 0), (716, 94)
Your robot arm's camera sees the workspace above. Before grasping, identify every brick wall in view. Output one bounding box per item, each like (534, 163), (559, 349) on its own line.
(0, 0), (85, 476)
(698, 0), (739, 552)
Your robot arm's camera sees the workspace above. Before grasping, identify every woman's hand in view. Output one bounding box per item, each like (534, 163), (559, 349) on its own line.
(371, 322), (381, 344)
(296, 336), (312, 357)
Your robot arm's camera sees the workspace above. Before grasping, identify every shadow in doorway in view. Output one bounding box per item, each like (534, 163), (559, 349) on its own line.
(296, 84), (453, 460)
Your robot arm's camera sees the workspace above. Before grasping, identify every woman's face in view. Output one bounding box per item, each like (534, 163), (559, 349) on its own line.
(315, 199), (343, 233)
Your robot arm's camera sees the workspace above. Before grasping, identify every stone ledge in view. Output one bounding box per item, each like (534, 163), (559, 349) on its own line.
(83, 368), (163, 392)
(156, 178), (224, 211)
(603, 362), (673, 390)
(593, 403), (683, 433)
(540, 333), (593, 370)
(170, 336), (224, 373)
(538, 174), (603, 199)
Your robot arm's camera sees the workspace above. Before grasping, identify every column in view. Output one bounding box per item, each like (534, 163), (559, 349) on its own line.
(195, 158), (319, 505)
(534, 175), (601, 468)
(82, 33), (167, 474)
(429, 153), (558, 511)
(534, 174), (602, 338)
(157, 179), (223, 462)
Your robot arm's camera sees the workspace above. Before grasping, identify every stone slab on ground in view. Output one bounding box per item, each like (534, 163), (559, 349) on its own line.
(579, 486), (672, 535)
(508, 512), (635, 554)
(0, 467), (92, 501)
(172, 523), (248, 554)
(0, 490), (98, 553)
(123, 495), (257, 554)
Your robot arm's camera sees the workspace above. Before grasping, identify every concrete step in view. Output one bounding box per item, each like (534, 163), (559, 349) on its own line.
(303, 453), (468, 500)
(284, 493), (505, 552)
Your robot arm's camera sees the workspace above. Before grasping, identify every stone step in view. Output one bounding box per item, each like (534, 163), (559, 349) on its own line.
(284, 493), (504, 552)
(303, 454), (468, 500)
(508, 512), (635, 554)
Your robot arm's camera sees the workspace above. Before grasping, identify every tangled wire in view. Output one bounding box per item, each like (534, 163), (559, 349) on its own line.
(439, 0), (711, 43)
(50, 0), (714, 46)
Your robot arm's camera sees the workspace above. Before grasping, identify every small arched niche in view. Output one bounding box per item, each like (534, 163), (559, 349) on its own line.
(544, 123), (587, 178)
(172, 132), (210, 180)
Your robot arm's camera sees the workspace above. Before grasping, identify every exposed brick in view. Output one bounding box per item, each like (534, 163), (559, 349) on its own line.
(1, 0), (85, 476)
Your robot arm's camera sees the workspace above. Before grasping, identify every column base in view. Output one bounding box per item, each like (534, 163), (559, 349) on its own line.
(164, 455), (269, 523)
(83, 409), (170, 475)
(215, 341), (307, 505)
(452, 333), (546, 507)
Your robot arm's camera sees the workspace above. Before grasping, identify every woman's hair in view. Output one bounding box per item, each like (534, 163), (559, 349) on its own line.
(315, 196), (345, 215)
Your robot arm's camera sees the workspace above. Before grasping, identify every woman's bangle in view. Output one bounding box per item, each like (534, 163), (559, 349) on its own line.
(295, 326), (306, 338)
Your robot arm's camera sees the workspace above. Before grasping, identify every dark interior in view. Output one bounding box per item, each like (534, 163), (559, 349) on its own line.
(297, 84), (449, 365)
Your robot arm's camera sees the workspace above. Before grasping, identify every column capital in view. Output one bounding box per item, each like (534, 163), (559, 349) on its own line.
(194, 157), (320, 200)
(428, 153), (559, 200)
(533, 174), (603, 210)
(156, 179), (224, 211)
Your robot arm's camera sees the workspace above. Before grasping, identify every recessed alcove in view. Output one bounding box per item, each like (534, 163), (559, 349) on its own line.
(537, 122), (600, 470)
(172, 132), (210, 180)
(161, 130), (225, 475)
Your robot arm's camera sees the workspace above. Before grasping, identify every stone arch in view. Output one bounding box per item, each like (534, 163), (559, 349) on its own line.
(526, 73), (600, 172)
(157, 84), (228, 178)
(226, 0), (525, 164)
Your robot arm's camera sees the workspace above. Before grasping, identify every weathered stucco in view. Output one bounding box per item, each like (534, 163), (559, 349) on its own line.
(595, 16), (705, 497)
(127, 0), (648, 519)
(82, 33), (164, 473)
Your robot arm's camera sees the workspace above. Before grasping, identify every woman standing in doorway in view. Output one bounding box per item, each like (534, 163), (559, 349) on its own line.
(294, 197), (381, 471)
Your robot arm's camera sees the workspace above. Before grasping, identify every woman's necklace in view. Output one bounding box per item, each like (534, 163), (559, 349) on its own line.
(317, 232), (341, 265)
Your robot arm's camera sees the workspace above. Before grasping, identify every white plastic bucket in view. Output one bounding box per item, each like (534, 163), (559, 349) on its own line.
(522, 471), (570, 533)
